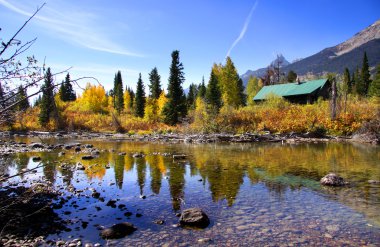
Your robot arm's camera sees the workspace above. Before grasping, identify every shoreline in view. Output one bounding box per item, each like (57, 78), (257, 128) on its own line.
(0, 130), (378, 154)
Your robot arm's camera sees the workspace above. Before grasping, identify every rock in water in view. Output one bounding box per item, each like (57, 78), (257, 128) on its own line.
(82, 155), (94, 160)
(100, 222), (136, 239)
(179, 208), (210, 228)
(320, 173), (346, 186)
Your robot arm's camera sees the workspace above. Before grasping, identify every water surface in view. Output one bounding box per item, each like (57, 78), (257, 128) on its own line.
(1, 139), (380, 246)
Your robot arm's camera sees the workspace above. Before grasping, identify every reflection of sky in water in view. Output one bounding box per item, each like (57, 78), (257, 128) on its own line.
(1, 140), (380, 245)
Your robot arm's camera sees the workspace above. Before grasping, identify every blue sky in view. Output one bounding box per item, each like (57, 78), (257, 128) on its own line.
(1, 0), (379, 93)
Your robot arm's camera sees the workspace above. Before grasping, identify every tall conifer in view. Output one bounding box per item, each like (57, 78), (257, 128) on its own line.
(162, 50), (187, 125)
(134, 73), (146, 118)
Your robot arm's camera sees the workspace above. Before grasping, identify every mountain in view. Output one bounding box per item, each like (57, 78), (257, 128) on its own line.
(241, 55), (290, 84)
(241, 19), (380, 84)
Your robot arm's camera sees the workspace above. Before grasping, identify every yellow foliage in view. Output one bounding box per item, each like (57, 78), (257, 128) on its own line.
(77, 83), (108, 113)
(144, 98), (159, 123)
(124, 91), (132, 112)
(157, 91), (168, 116)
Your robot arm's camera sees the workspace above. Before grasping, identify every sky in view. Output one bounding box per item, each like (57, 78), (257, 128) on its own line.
(1, 0), (379, 94)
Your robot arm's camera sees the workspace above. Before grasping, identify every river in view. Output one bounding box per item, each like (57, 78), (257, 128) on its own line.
(1, 137), (379, 246)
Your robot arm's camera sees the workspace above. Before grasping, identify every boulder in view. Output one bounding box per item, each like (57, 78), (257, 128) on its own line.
(29, 143), (44, 149)
(320, 173), (346, 186)
(100, 222), (136, 239)
(32, 156), (42, 162)
(179, 208), (210, 228)
(82, 155), (95, 160)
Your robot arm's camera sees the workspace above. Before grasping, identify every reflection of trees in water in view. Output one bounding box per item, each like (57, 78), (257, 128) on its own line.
(41, 153), (57, 184)
(146, 155), (164, 195)
(0, 155), (14, 180)
(114, 154), (125, 188)
(168, 161), (185, 211)
(124, 155), (134, 172)
(136, 157), (146, 196)
(193, 157), (245, 206)
(14, 153), (29, 179)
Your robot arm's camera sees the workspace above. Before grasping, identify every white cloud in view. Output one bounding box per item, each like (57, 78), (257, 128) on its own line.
(0, 0), (143, 57)
(226, 1), (258, 57)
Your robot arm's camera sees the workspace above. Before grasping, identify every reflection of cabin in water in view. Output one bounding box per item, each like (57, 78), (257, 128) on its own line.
(253, 79), (330, 104)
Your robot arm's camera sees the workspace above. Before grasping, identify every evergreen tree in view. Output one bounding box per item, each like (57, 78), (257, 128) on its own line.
(187, 83), (198, 110)
(343, 68), (352, 94)
(205, 70), (222, 112)
(59, 73), (76, 101)
(34, 95), (42, 107)
(197, 78), (206, 99)
(237, 78), (246, 106)
(357, 52), (371, 96)
(16, 85), (29, 111)
(39, 68), (57, 125)
(59, 79), (66, 101)
(148, 67), (162, 99)
(127, 87), (135, 110)
(368, 64), (380, 97)
(134, 73), (146, 118)
(352, 67), (360, 95)
(162, 50), (187, 125)
(287, 70), (297, 82)
(113, 71), (124, 113)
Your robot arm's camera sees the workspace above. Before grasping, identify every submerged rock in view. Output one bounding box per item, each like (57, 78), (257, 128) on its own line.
(29, 143), (45, 149)
(82, 155), (95, 160)
(320, 173), (346, 186)
(179, 208), (210, 228)
(32, 156), (42, 162)
(100, 222), (136, 239)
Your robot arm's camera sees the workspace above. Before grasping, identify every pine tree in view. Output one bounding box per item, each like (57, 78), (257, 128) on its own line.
(65, 73), (76, 101)
(352, 67), (360, 95)
(113, 71), (124, 114)
(343, 68), (352, 94)
(197, 77), (206, 99)
(39, 68), (57, 125)
(357, 52), (371, 96)
(127, 87), (135, 110)
(134, 73), (146, 118)
(368, 64), (380, 97)
(187, 83), (198, 110)
(59, 80), (66, 101)
(162, 50), (187, 125)
(59, 73), (76, 101)
(205, 70), (222, 112)
(237, 78), (246, 106)
(16, 85), (29, 111)
(148, 67), (162, 99)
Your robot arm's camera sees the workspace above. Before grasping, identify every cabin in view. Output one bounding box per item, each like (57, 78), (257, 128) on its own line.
(253, 79), (330, 104)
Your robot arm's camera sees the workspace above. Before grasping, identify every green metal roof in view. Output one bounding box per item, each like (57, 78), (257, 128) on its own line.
(253, 79), (328, 101)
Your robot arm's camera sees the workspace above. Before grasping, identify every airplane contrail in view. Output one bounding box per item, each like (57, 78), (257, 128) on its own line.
(226, 1), (259, 58)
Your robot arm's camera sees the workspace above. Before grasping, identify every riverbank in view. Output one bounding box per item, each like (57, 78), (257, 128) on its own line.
(0, 129), (378, 155)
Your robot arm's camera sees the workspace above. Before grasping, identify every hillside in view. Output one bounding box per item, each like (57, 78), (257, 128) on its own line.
(241, 19), (380, 84)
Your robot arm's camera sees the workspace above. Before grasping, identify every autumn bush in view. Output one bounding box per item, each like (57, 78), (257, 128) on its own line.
(210, 97), (378, 135)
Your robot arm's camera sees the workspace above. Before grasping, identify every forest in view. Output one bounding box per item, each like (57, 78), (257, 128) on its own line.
(1, 49), (379, 136)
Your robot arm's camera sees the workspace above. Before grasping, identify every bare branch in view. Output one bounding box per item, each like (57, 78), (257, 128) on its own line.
(0, 3), (46, 57)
